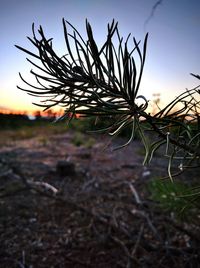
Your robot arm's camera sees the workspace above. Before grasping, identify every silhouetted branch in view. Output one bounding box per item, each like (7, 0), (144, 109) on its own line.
(16, 19), (200, 178)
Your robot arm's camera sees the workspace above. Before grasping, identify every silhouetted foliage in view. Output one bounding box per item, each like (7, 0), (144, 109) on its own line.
(16, 19), (200, 179)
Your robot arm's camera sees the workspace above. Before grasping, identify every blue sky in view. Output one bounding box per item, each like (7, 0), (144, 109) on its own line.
(0, 0), (200, 112)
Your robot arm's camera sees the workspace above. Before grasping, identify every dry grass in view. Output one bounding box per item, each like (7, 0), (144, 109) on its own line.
(0, 123), (68, 147)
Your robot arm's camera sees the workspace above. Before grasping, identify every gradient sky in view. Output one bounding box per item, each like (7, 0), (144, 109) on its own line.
(1, 0), (200, 113)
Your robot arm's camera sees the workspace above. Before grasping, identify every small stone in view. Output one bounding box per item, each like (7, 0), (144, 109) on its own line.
(29, 218), (37, 223)
(142, 167), (151, 178)
(56, 160), (76, 176)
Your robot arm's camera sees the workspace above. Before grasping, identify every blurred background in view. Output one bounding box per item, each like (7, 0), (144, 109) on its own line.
(1, 2), (200, 267)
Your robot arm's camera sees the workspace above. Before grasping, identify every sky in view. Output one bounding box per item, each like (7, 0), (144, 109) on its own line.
(0, 0), (200, 114)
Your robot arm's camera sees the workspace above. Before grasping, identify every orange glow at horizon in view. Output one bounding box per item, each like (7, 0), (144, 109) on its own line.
(0, 107), (65, 117)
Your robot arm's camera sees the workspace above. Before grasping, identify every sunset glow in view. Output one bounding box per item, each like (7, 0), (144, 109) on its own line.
(1, 0), (200, 114)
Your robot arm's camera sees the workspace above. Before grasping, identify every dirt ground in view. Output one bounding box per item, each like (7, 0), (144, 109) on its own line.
(0, 130), (200, 267)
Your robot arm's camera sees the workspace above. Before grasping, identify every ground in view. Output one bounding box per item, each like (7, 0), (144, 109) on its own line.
(0, 128), (200, 267)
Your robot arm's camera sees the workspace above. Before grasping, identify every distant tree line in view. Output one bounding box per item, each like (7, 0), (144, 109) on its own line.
(0, 112), (56, 129)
